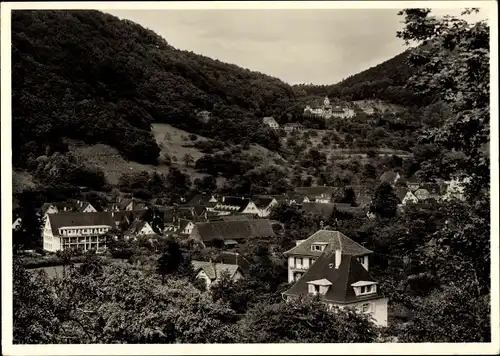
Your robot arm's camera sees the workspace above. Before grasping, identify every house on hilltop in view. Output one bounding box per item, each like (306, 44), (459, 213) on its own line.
(283, 122), (305, 133)
(189, 219), (276, 248)
(262, 116), (280, 130)
(283, 244), (388, 326)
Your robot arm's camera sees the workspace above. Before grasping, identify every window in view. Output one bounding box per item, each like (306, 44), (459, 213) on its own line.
(314, 285), (320, 294)
(311, 244), (324, 252)
(361, 303), (370, 312)
(360, 285), (372, 294)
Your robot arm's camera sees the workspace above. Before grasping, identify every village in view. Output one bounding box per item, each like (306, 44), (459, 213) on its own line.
(13, 171), (469, 328)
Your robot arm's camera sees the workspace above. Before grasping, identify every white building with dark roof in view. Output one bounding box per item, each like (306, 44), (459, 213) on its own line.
(42, 212), (115, 252)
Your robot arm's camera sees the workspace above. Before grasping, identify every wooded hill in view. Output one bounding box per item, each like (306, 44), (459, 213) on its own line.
(293, 49), (434, 107)
(12, 10), (296, 168)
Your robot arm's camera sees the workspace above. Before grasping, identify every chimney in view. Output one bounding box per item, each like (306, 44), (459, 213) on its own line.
(335, 249), (342, 269)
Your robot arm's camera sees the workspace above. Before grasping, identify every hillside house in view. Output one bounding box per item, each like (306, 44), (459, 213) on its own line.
(262, 116), (280, 130)
(189, 219), (276, 248)
(283, 123), (305, 133)
(330, 106), (355, 119)
(196, 110), (212, 123)
(283, 229), (372, 284)
(213, 197), (261, 216)
(124, 220), (156, 240)
(283, 243), (388, 327)
(379, 171), (401, 186)
(42, 212), (115, 252)
(295, 186), (335, 203)
(192, 260), (243, 289)
(252, 195), (279, 217)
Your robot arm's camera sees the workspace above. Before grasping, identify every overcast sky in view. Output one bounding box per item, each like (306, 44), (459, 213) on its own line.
(106, 8), (487, 85)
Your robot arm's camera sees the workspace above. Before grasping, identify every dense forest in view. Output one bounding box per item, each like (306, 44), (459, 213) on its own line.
(12, 10), (297, 168)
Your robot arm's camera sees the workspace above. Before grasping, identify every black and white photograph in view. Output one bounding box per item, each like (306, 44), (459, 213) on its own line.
(1, 1), (498, 354)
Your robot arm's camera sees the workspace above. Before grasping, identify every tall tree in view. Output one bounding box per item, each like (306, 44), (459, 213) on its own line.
(370, 182), (399, 219)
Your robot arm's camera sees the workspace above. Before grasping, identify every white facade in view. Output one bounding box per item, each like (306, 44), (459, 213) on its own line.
(137, 222), (155, 235)
(328, 297), (388, 327)
(401, 191), (418, 205)
(42, 218), (111, 253)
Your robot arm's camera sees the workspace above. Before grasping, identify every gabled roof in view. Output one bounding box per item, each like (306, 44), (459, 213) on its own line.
(178, 218), (194, 231)
(126, 220), (149, 235)
(117, 198), (134, 211)
(269, 194), (288, 203)
(284, 230), (372, 257)
(41, 202), (57, 215)
(192, 261), (240, 281)
(188, 194), (215, 206)
(252, 196), (276, 210)
(220, 214), (255, 221)
(284, 251), (382, 304)
(48, 212), (115, 235)
(393, 186), (410, 201)
(295, 186), (335, 198)
(192, 219), (276, 242)
(420, 182), (441, 195)
(301, 202), (335, 219)
(333, 203), (366, 216)
(262, 117), (278, 125)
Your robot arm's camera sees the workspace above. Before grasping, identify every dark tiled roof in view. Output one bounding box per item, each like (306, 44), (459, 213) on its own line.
(301, 202), (335, 219)
(192, 261), (240, 280)
(117, 198), (134, 211)
(284, 251), (383, 304)
(284, 230), (372, 258)
(41, 203), (56, 215)
(295, 186), (335, 199)
(48, 212), (115, 236)
(334, 204), (366, 216)
(220, 196), (250, 208)
(126, 220), (148, 235)
(393, 186), (409, 201)
(192, 219), (275, 242)
(220, 214), (255, 221)
(421, 183), (441, 195)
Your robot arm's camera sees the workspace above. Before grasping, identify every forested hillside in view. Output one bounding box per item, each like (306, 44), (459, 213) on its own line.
(12, 10), (296, 168)
(293, 49), (434, 107)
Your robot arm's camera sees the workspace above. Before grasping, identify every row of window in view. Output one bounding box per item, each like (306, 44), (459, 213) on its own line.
(59, 227), (109, 235)
(44, 242), (53, 250)
(292, 257), (316, 268)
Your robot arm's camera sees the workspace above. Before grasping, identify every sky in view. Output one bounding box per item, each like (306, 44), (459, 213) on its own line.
(106, 7), (488, 85)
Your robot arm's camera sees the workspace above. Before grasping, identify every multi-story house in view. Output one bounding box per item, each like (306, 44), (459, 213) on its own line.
(283, 243), (388, 327)
(42, 212), (115, 252)
(283, 229), (372, 283)
(283, 123), (305, 133)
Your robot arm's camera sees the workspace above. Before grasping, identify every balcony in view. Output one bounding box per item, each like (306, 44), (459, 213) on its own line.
(290, 264), (309, 271)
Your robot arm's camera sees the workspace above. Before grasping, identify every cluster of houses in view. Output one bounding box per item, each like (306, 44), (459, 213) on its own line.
(12, 173), (470, 327)
(14, 173), (465, 256)
(303, 96), (356, 120)
(262, 116), (306, 133)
